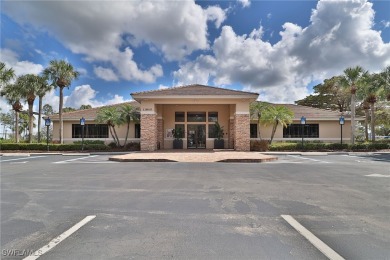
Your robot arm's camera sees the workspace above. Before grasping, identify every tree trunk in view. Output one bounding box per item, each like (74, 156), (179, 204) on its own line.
(112, 126), (120, 146)
(124, 122), (130, 146)
(59, 87), (64, 144)
(109, 126), (116, 144)
(370, 103), (375, 142)
(28, 102), (34, 143)
(15, 111), (19, 143)
(351, 93), (356, 145)
(364, 108), (369, 142)
(270, 122), (278, 144)
(257, 118), (262, 140)
(38, 96), (43, 142)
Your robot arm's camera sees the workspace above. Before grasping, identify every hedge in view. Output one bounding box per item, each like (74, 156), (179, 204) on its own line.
(268, 142), (388, 151)
(0, 143), (109, 151)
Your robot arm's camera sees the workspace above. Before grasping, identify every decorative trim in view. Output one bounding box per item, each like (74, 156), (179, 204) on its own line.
(234, 112), (250, 115)
(140, 111), (157, 115)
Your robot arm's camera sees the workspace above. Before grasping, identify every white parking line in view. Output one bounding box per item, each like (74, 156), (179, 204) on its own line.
(281, 215), (344, 260)
(23, 215), (96, 260)
(287, 155), (330, 163)
(365, 174), (390, 178)
(0, 156), (46, 162)
(53, 155), (98, 164)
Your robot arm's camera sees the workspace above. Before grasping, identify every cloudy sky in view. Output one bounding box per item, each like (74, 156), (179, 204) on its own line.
(1, 0), (389, 113)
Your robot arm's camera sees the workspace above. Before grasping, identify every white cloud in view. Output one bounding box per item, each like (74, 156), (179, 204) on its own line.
(1, 48), (43, 76)
(267, 13), (272, 19)
(174, 0), (390, 103)
(158, 84), (170, 90)
(381, 20), (390, 28)
(238, 0), (251, 8)
(2, 1), (226, 83)
(94, 66), (119, 82)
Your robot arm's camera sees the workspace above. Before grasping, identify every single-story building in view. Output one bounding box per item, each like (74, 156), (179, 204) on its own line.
(51, 84), (353, 150)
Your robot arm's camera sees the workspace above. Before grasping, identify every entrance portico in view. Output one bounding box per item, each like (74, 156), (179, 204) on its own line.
(131, 85), (259, 151)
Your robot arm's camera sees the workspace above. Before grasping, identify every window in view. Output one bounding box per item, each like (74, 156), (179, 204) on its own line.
(283, 124), (319, 138)
(72, 124), (108, 138)
(187, 112), (206, 122)
(174, 124), (185, 138)
(208, 112), (218, 122)
(175, 112), (185, 122)
(250, 124), (258, 138)
(135, 124), (141, 138)
(208, 124), (216, 138)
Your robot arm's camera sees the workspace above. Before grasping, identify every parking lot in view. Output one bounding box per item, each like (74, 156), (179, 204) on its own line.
(1, 153), (389, 259)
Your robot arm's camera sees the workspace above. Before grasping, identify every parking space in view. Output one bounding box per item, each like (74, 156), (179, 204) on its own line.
(1, 154), (389, 259)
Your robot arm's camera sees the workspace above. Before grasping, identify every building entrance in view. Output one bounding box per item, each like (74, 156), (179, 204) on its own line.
(187, 124), (206, 149)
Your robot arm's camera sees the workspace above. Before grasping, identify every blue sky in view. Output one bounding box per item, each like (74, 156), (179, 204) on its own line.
(1, 0), (389, 113)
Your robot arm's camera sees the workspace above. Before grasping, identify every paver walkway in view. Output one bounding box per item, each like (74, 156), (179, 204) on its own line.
(109, 150), (277, 163)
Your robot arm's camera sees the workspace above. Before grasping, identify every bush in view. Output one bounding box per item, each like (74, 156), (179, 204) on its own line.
(108, 142), (118, 148)
(250, 140), (269, 151)
(269, 143), (298, 151)
(0, 143), (108, 151)
(124, 142), (140, 151)
(73, 140), (105, 145)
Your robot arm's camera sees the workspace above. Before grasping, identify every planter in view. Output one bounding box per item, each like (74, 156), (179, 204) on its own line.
(173, 139), (183, 149)
(214, 139), (224, 149)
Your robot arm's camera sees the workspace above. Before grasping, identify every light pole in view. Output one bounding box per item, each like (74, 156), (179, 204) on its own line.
(300, 116), (306, 149)
(80, 117), (85, 151)
(44, 117), (51, 151)
(339, 115), (345, 144)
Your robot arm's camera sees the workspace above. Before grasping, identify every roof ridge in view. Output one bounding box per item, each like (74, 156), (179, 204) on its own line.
(131, 84), (259, 95)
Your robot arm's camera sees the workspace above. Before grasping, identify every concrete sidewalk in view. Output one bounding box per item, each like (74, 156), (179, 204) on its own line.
(109, 150), (278, 163)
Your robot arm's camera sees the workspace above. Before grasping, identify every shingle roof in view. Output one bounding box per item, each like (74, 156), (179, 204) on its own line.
(278, 103), (345, 120)
(49, 101), (139, 120)
(131, 84), (259, 97)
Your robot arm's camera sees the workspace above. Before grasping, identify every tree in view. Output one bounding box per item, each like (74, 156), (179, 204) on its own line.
(36, 75), (52, 142)
(250, 101), (271, 140)
(343, 66), (367, 145)
(262, 105), (294, 144)
(42, 104), (54, 115)
(1, 83), (23, 143)
(63, 107), (76, 113)
(15, 74), (43, 143)
(118, 103), (139, 146)
(0, 62), (15, 91)
(295, 76), (350, 112)
(0, 112), (13, 139)
(79, 104), (92, 110)
(96, 106), (121, 146)
(44, 60), (80, 144)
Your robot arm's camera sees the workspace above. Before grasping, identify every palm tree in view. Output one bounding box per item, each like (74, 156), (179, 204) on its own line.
(250, 101), (271, 140)
(15, 74), (45, 143)
(0, 62), (15, 90)
(262, 105), (294, 144)
(343, 66), (367, 145)
(36, 75), (52, 142)
(1, 83), (23, 143)
(44, 60), (80, 144)
(361, 101), (370, 141)
(118, 103), (139, 146)
(96, 106), (121, 146)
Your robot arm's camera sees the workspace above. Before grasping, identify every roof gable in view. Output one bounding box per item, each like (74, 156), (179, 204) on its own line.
(131, 84), (259, 97)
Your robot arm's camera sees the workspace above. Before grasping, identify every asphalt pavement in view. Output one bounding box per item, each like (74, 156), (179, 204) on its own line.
(1, 153), (389, 259)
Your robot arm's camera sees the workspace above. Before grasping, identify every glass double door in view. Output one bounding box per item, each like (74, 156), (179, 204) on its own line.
(187, 124), (206, 149)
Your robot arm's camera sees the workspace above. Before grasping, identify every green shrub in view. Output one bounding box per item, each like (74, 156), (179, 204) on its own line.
(108, 142), (118, 148)
(124, 142), (140, 151)
(73, 140), (105, 145)
(250, 140), (269, 151)
(325, 143), (349, 150)
(85, 144), (109, 150)
(269, 143), (298, 151)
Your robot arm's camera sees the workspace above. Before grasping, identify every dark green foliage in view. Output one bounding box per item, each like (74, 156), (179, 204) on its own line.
(0, 143), (108, 151)
(124, 142), (140, 151)
(73, 140), (105, 145)
(108, 142), (118, 148)
(250, 140), (269, 151)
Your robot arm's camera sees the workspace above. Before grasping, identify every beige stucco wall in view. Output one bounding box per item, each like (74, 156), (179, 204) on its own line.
(53, 120), (140, 144)
(251, 120), (352, 142)
(161, 104), (231, 149)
